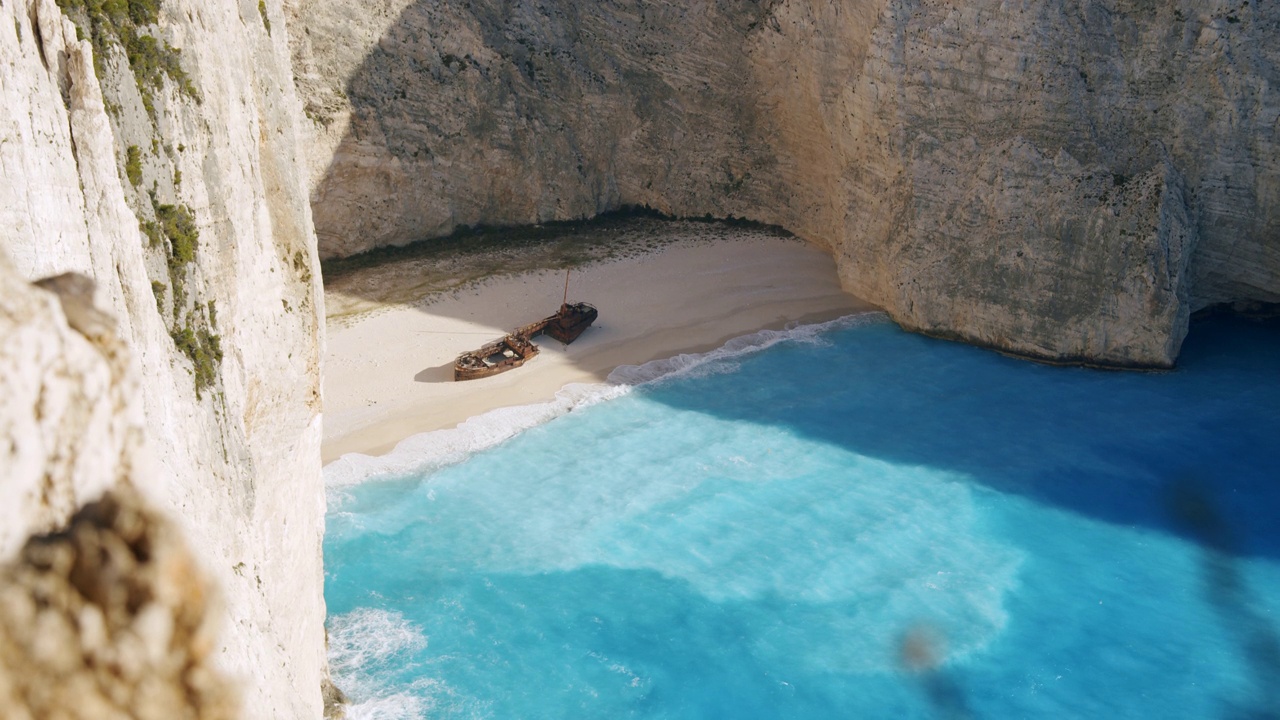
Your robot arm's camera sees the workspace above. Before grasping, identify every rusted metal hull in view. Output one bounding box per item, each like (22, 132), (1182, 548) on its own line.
(453, 334), (540, 381)
(453, 302), (598, 381)
(544, 302), (599, 344)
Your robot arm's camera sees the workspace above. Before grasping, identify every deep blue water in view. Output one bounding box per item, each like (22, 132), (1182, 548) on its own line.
(324, 315), (1280, 719)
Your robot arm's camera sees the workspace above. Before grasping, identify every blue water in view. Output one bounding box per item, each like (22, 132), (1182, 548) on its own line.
(324, 315), (1280, 719)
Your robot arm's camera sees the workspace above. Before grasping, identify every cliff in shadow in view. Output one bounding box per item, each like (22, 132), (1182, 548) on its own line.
(291, 0), (1278, 367)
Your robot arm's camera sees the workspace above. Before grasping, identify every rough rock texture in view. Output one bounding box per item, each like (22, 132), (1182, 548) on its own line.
(0, 486), (237, 720)
(889, 143), (1197, 365)
(0, 253), (233, 715)
(292, 0), (1279, 366)
(290, 0), (779, 259)
(1, 1), (327, 716)
(0, 259), (152, 560)
(823, 0), (1277, 366)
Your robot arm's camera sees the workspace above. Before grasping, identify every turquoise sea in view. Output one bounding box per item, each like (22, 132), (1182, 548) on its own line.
(323, 314), (1280, 719)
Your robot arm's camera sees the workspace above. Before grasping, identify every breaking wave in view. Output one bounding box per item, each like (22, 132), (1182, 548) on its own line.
(605, 311), (887, 386)
(322, 311), (887, 489)
(328, 608), (434, 720)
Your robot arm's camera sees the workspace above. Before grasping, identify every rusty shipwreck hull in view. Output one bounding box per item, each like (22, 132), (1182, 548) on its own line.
(453, 302), (598, 381)
(515, 302), (599, 344)
(453, 334), (540, 381)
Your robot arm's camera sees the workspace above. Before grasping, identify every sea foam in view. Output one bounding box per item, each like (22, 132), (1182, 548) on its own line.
(322, 315), (1280, 719)
(323, 311), (888, 489)
(328, 608), (458, 720)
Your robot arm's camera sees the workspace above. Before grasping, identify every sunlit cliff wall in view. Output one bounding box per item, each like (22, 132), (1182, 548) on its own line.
(1, 0), (327, 715)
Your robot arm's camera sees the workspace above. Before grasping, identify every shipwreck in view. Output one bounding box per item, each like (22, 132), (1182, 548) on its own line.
(453, 272), (598, 381)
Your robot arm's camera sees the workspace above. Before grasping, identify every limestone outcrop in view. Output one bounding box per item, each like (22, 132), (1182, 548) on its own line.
(1, 0), (327, 716)
(0, 486), (237, 720)
(292, 0), (1279, 366)
(0, 259), (150, 561)
(0, 255), (234, 715)
(290, 0), (778, 259)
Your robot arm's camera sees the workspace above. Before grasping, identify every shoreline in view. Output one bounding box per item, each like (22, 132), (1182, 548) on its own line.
(322, 228), (876, 465)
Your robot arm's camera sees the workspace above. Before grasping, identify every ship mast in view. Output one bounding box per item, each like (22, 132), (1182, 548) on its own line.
(562, 268), (571, 308)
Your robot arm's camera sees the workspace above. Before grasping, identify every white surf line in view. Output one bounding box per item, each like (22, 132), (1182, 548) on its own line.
(323, 312), (889, 489)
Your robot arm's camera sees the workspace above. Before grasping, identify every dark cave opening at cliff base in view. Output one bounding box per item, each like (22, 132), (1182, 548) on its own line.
(318, 207), (789, 282)
(1193, 299), (1280, 324)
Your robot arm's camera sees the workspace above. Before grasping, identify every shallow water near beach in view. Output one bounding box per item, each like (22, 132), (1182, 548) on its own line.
(324, 315), (1280, 719)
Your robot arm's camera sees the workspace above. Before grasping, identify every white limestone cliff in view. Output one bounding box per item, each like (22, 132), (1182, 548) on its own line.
(1, 0), (327, 716)
(291, 0), (1278, 367)
(0, 256), (237, 718)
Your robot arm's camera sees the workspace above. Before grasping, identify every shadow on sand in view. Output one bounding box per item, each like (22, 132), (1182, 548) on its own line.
(413, 362), (454, 384)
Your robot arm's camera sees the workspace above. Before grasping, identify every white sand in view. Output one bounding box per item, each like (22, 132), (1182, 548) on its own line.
(322, 234), (874, 464)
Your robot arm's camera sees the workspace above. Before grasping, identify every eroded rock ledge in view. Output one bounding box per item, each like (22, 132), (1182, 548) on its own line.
(0, 486), (236, 720)
(291, 0), (1279, 367)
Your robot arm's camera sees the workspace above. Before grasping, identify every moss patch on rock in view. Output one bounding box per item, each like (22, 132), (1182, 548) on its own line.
(54, 0), (200, 117)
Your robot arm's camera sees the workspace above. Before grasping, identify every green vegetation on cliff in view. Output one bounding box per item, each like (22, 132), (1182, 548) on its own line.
(150, 280), (166, 313)
(124, 145), (142, 185)
(169, 323), (222, 396)
(136, 192), (221, 396)
(54, 0), (199, 116)
(156, 201), (197, 265)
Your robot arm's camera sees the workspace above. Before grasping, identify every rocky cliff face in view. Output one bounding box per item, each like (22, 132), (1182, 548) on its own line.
(292, 0), (1278, 367)
(290, 0), (780, 258)
(1, 0), (327, 716)
(0, 257), (235, 717)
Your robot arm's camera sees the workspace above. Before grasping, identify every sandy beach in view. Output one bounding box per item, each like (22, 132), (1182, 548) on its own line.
(322, 226), (875, 464)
